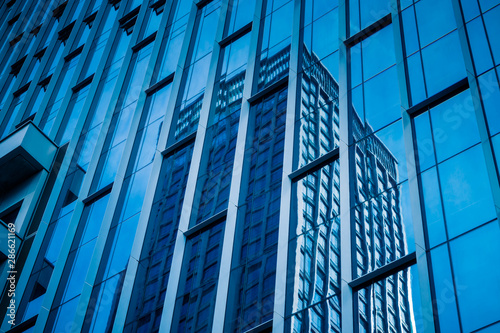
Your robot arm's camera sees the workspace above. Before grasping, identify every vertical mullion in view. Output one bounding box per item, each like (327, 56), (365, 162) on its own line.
(46, 4), (114, 142)
(30, 0), (96, 135)
(67, 3), (161, 331)
(272, 0), (302, 330)
(211, 0), (264, 330)
(0, 0), (69, 134)
(338, 0), (354, 332)
(157, 1), (226, 331)
(0, 0), (35, 57)
(108, 0), (180, 329)
(0, 1), (131, 330)
(33, 0), (149, 330)
(7, 2), (76, 131)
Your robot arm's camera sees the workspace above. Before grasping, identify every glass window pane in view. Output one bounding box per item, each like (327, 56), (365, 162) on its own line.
(358, 182), (414, 277)
(227, 88), (287, 332)
(421, 32), (466, 96)
(414, 0), (456, 47)
(349, 0), (391, 35)
(438, 146), (495, 238)
(356, 266), (426, 332)
(429, 245), (461, 332)
(450, 221), (500, 332)
(419, 168), (446, 248)
(428, 90), (480, 162)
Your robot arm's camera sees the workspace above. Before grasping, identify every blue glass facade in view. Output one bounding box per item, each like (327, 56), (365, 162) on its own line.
(0, 0), (499, 332)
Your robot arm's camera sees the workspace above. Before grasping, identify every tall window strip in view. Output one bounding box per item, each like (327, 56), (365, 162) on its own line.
(227, 87), (288, 332)
(82, 83), (172, 332)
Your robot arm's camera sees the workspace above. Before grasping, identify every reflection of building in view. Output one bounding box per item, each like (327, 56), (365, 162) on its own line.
(285, 46), (414, 333)
(352, 112), (413, 333)
(1, 0), (497, 332)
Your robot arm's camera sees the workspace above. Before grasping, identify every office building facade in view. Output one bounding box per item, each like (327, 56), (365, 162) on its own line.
(0, 0), (499, 332)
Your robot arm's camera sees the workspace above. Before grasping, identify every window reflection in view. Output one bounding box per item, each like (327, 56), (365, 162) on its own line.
(257, 0), (293, 91)
(228, 87), (287, 332)
(402, 0), (466, 105)
(170, 0), (222, 143)
(286, 162), (341, 333)
(172, 222), (226, 333)
(57, 84), (91, 145)
(83, 84), (171, 332)
(356, 266), (424, 333)
(90, 42), (154, 193)
(45, 194), (110, 332)
(350, 24), (400, 138)
(286, 296), (341, 333)
(226, 0), (255, 37)
(125, 143), (194, 332)
(155, 0), (193, 81)
(297, 0), (340, 168)
(39, 54), (81, 136)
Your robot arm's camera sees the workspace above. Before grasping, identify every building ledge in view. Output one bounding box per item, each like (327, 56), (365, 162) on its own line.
(0, 122), (58, 190)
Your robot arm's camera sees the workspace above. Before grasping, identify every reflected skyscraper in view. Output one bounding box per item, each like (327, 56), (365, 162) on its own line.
(1, 0), (500, 332)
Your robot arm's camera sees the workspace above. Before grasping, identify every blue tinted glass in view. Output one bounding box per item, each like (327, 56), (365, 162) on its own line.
(351, 85), (364, 123)
(414, 112), (435, 171)
(407, 52), (426, 105)
(126, 143), (194, 331)
(372, 120), (407, 183)
(430, 90), (480, 162)
(483, 5), (500, 65)
(467, 17), (494, 74)
(64, 240), (96, 301)
(476, 322), (500, 333)
(81, 194), (110, 245)
(51, 297), (80, 332)
(450, 221), (500, 332)
(103, 214), (140, 279)
(226, 0), (256, 36)
(363, 66), (400, 132)
(354, 179), (415, 278)
(305, 0), (338, 26)
(289, 163), (340, 312)
(258, 2), (292, 91)
(311, 9), (339, 61)
(478, 69), (500, 135)
(421, 32), (466, 96)
(362, 26), (396, 80)
(45, 211), (74, 264)
(230, 89), (287, 331)
(350, 44), (362, 88)
(87, 274), (121, 332)
(439, 146), (495, 238)
(349, 0), (391, 35)
(287, 296), (341, 332)
(356, 267), (423, 332)
(415, 0), (456, 47)
(492, 134), (500, 166)
(194, 111), (240, 223)
(429, 245), (461, 332)
(172, 223), (225, 332)
(460, 0), (481, 22)
(402, 7), (419, 56)
(479, 0), (500, 12)
(297, 60), (340, 167)
(420, 168), (446, 247)
(58, 86), (91, 145)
